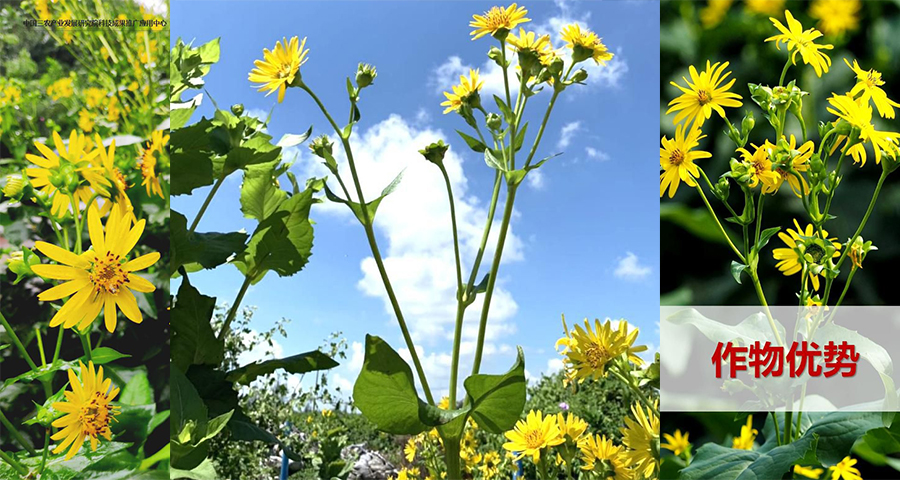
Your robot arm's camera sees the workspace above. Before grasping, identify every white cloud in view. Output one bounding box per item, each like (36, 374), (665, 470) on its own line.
(526, 170), (545, 190)
(585, 147), (611, 162)
(546, 357), (564, 375)
(557, 121), (582, 149)
(431, 55), (510, 99)
(293, 115), (525, 397)
(614, 252), (651, 281)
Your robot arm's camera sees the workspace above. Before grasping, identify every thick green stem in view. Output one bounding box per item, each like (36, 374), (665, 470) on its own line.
(301, 82), (435, 405)
(610, 368), (659, 417)
(524, 90), (561, 168)
(0, 312), (38, 371)
(189, 175), (226, 233)
(217, 274), (252, 340)
(537, 452), (550, 480)
(784, 409), (793, 444)
(442, 432), (461, 480)
(0, 448), (28, 476)
(52, 326), (64, 363)
(470, 185), (518, 376)
(0, 409), (36, 456)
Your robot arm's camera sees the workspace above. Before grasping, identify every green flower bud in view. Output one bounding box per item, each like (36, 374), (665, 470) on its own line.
(2, 174), (28, 200)
(548, 56), (565, 77)
(309, 134), (334, 159)
(715, 177), (730, 200)
(488, 46), (505, 67)
(517, 51), (541, 78)
(536, 67), (553, 84)
(571, 45), (593, 64)
(418, 140), (449, 166)
(7, 248), (40, 285)
(485, 113), (502, 131)
(741, 111), (755, 138)
(356, 63), (377, 89)
(230, 104), (244, 117)
(729, 158), (753, 185)
(748, 83), (773, 111)
(570, 68), (589, 84)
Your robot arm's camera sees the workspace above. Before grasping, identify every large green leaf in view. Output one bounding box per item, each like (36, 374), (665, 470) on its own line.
(170, 210), (248, 276)
(171, 365), (207, 439)
(0, 442), (132, 480)
(353, 335), (456, 435)
(232, 185), (316, 284)
(679, 436), (815, 480)
(226, 350), (339, 385)
(171, 457), (219, 480)
(801, 412), (883, 466)
(171, 148), (214, 196)
(120, 370), (153, 406)
(240, 165), (287, 221)
(665, 309), (786, 348)
(464, 347), (526, 434)
(1, 359), (77, 390)
(88, 347), (130, 365)
(171, 276), (223, 371)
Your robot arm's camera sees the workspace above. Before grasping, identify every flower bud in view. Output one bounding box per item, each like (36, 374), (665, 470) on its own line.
(2, 174), (27, 200)
(748, 83), (773, 110)
(848, 236), (876, 269)
(356, 63), (377, 89)
(488, 46), (505, 67)
(570, 68), (588, 84)
(485, 113), (502, 131)
(309, 134), (334, 159)
(715, 177), (730, 200)
(230, 104), (244, 117)
(6, 248), (40, 285)
(418, 140), (449, 166)
(548, 56), (565, 77)
(741, 111), (755, 138)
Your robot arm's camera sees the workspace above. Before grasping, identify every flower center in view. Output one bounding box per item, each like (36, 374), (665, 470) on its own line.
(140, 150), (158, 180)
(806, 243), (826, 263)
(80, 392), (112, 436)
(523, 429), (545, 449)
(865, 70), (883, 87)
(90, 253), (128, 294)
(584, 343), (610, 368)
(669, 149), (685, 166)
(697, 90), (711, 105)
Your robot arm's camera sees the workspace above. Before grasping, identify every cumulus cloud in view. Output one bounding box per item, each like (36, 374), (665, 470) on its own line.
(526, 170), (545, 190)
(557, 121), (582, 149)
(585, 147), (611, 162)
(614, 252), (651, 280)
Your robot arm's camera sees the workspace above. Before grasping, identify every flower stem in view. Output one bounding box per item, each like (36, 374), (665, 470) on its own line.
(0, 448), (28, 476)
(694, 185), (745, 263)
(80, 331), (92, 361)
(442, 163), (465, 407)
(218, 274), (252, 340)
(778, 57), (791, 87)
(0, 409), (37, 456)
(537, 452), (550, 480)
(53, 326), (64, 363)
(0, 312), (38, 371)
(748, 269), (784, 346)
(38, 428), (50, 474)
(611, 368), (659, 417)
(524, 90), (561, 168)
(189, 175), (226, 233)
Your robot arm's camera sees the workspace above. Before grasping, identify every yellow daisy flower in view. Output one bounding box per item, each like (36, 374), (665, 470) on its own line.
(621, 401), (659, 479)
(507, 28), (551, 58)
(31, 204), (159, 332)
(469, 4), (530, 40)
(502, 409), (564, 463)
(91, 135), (133, 214)
(772, 219), (841, 291)
(579, 434), (632, 480)
(767, 135), (812, 197)
(745, 0), (785, 16)
(828, 94), (900, 166)
(84, 88), (107, 109)
(556, 412), (588, 443)
(404, 437), (417, 462)
(139, 130), (169, 198)
(440, 69), (483, 114)
(765, 10), (834, 77)
(809, 0), (861, 37)
(794, 464), (825, 479)
(661, 429), (691, 456)
(47, 77), (74, 100)
(659, 123), (711, 198)
(667, 60), (742, 127)
(479, 451), (501, 479)
(25, 131), (111, 217)
(78, 109), (95, 133)
(845, 59), (900, 120)
(732, 415), (758, 450)
(830, 456), (862, 480)
(248, 36), (309, 103)
(35, 0), (51, 20)
(559, 23), (614, 66)
(700, 0), (733, 29)
(736, 143), (781, 193)
(50, 361), (121, 460)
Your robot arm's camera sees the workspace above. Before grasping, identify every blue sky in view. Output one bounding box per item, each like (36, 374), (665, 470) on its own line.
(171, 0), (660, 400)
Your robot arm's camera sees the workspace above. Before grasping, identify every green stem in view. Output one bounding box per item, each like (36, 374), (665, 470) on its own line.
(441, 163), (465, 407)
(0, 448), (28, 476)
(772, 411), (782, 446)
(67, 193), (82, 254)
(748, 269), (784, 346)
(465, 172), (503, 292)
(52, 326), (64, 363)
(189, 175), (226, 233)
(611, 368), (659, 417)
(524, 90), (561, 168)
(217, 274), (252, 340)
(442, 432), (461, 480)
(0, 409), (37, 456)
(784, 409), (793, 444)
(778, 57), (791, 87)
(79, 331), (92, 362)
(38, 428), (50, 474)
(470, 185), (518, 376)
(754, 193), (765, 245)
(35, 327), (46, 367)
(537, 452), (550, 480)
(300, 81), (435, 405)
(0, 312), (38, 371)
(694, 185), (745, 263)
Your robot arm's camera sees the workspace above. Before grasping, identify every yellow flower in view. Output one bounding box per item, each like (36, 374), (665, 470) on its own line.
(107, 96), (122, 122)
(661, 429), (691, 456)
(795, 464), (825, 479)
(502, 409), (564, 463)
(732, 415), (758, 450)
(91, 135), (133, 214)
(809, 0), (860, 37)
(78, 110), (94, 133)
(438, 396), (450, 410)
(322, 409), (333, 417)
(844, 59), (900, 120)
(139, 130), (169, 198)
(404, 437), (417, 462)
(480, 451), (501, 480)
(830, 456), (862, 480)
(556, 412), (588, 443)
(621, 401), (659, 479)
(766, 135), (812, 197)
(50, 361), (121, 460)
(667, 61), (742, 127)
(248, 36), (309, 103)
(507, 28), (551, 56)
(59, 12), (73, 43)
(773, 219), (841, 291)
(1, 85), (22, 107)
(765, 10), (834, 77)
(745, 0), (785, 16)
(26, 131), (111, 217)
(47, 78), (74, 101)
(32, 204), (159, 332)
(557, 317), (648, 384)
(700, 0), (733, 29)
(659, 123), (711, 198)
(35, 0), (51, 20)
(440, 69), (483, 114)
(737, 143), (781, 193)
(579, 434), (632, 480)
(560, 23), (614, 65)
(469, 4), (530, 40)
(84, 88), (107, 109)
(828, 94), (900, 166)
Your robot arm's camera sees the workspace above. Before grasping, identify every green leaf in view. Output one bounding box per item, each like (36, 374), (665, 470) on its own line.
(755, 226), (781, 251)
(665, 308), (786, 349)
(171, 365), (207, 438)
(88, 347), (130, 365)
(661, 203), (732, 245)
(456, 130), (487, 153)
(525, 152), (562, 171)
(324, 171), (403, 226)
(171, 148), (214, 196)
(170, 210), (248, 276)
(24, 383), (67, 426)
(240, 166), (287, 221)
(226, 350), (339, 385)
(170, 105), (196, 130)
(464, 346), (526, 434)
(232, 185), (316, 284)
(120, 371), (153, 406)
(1, 358), (77, 390)
(493, 95), (513, 122)
(795, 412), (882, 466)
(170, 457), (219, 480)
(514, 122), (528, 152)
(171, 277), (223, 371)
(354, 335), (459, 435)
(680, 437), (815, 480)
(276, 126), (313, 148)
(1, 442), (132, 479)
(222, 144), (281, 176)
(484, 148), (506, 172)
(731, 261), (748, 284)
(505, 169), (527, 186)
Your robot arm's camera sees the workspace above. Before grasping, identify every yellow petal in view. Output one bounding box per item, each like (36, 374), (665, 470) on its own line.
(34, 241), (90, 269)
